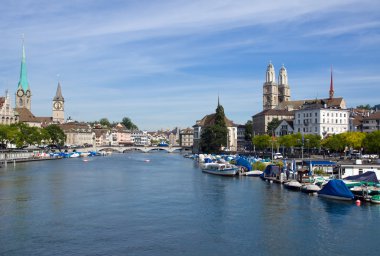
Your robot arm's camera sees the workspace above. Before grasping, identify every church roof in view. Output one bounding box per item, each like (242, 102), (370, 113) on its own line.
(276, 97), (346, 110)
(252, 109), (294, 118)
(15, 107), (52, 125)
(0, 97), (5, 108)
(18, 42), (30, 92)
(53, 82), (64, 101)
(195, 113), (237, 127)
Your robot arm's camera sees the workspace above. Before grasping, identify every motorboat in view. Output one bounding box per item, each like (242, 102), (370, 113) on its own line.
(284, 180), (302, 190)
(370, 195), (380, 204)
(301, 184), (321, 193)
(244, 170), (263, 177)
(201, 163), (238, 176)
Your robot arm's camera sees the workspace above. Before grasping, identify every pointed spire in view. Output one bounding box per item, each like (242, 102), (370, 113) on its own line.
(18, 36), (30, 92)
(329, 66), (334, 99)
(54, 82), (64, 101)
(217, 94), (220, 107)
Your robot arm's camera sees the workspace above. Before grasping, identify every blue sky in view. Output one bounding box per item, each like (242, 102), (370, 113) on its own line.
(0, 0), (379, 130)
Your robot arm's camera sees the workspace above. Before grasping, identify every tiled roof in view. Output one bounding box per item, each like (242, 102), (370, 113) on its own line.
(363, 111), (380, 120)
(195, 113), (237, 127)
(276, 97), (345, 110)
(15, 108), (39, 123)
(252, 109), (294, 118)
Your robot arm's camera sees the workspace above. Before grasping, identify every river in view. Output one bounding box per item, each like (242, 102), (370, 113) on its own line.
(0, 152), (379, 256)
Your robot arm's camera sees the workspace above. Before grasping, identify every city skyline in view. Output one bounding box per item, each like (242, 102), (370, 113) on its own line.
(0, 0), (379, 130)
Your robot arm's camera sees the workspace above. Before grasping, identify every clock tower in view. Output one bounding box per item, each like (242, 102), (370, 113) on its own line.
(52, 82), (65, 123)
(15, 40), (32, 111)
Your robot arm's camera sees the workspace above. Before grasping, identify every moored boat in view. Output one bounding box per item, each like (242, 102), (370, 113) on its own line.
(201, 163), (238, 176)
(318, 180), (354, 201)
(284, 180), (302, 190)
(244, 170), (263, 177)
(301, 184), (321, 193)
(370, 195), (380, 204)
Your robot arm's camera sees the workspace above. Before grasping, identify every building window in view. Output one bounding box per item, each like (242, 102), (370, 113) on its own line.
(315, 127), (317, 132)
(315, 113), (317, 117)
(315, 118), (317, 123)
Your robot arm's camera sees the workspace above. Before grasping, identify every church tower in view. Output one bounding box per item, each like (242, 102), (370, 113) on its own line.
(15, 40), (32, 111)
(278, 64), (291, 103)
(52, 82), (65, 123)
(263, 62), (278, 110)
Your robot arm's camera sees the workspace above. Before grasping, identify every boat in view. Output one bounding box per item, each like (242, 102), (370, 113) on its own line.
(201, 163), (238, 176)
(284, 180), (302, 190)
(317, 180), (354, 201)
(244, 170), (263, 177)
(301, 184), (321, 193)
(370, 195), (380, 204)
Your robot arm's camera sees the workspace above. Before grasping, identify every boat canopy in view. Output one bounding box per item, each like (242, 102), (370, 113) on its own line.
(235, 157), (252, 171)
(318, 180), (354, 199)
(263, 165), (280, 176)
(344, 171), (379, 183)
(204, 158), (213, 163)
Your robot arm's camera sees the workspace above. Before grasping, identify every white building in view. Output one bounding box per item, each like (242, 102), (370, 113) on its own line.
(131, 131), (150, 146)
(0, 90), (18, 125)
(293, 100), (349, 138)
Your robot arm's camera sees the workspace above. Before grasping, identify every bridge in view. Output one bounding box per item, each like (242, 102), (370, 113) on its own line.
(90, 146), (187, 153)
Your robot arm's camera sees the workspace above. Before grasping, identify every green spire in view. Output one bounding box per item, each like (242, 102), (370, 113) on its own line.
(18, 40), (29, 92)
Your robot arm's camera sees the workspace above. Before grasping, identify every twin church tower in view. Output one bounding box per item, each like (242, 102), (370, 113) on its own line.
(263, 62), (291, 110)
(15, 41), (65, 123)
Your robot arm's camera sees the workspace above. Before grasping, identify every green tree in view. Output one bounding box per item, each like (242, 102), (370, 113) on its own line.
(199, 103), (228, 153)
(363, 131), (380, 153)
(122, 117), (138, 130)
(356, 104), (372, 110)
(252, 134), (271, 150)
(266, 118), (281, 136)
(304, 134), (321, 149)
(244, 120), (253, 141)
(341, 132), (366, 150)
(99, 118), (111, 127)
(43, 125), (66, 146)
(321, 134), (345, 152)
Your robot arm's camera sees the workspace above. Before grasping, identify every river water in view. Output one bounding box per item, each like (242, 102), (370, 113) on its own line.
(0, 152), (379, 256)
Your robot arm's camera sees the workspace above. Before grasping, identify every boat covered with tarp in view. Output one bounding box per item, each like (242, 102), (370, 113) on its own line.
(344, 171), (379, 184)
(318, 180), (354, 201)
(235, 157), (252, 171)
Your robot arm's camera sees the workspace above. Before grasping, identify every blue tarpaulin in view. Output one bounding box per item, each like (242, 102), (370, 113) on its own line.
(235, 157), (252, 171)
(344, 171), (379, 183)
(318, 180), (354, 199)
(204, 158), (212, 163)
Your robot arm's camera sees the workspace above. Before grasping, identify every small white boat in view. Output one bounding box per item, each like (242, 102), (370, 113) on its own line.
(284, 180), (302, 190)
(301, 184), (321, 193)
(244, 170), (263, 177)
(70, 152), (80, 158)
(201, 163), (238, 176)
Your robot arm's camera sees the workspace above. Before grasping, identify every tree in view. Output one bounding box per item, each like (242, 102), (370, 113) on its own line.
(244, 120), (253, 141)
(266, 118), (281, 136)
(363, 131), (380, 153)
(252, 134), (271, 150)
(199, 103), (228, 153)
(43, 125), (66, 146)
(121, 117), (138, 130)
(321, 134), (345, 152)
(99, 118), (111, 127)
(341, 132), (366, 150)
(356, 104), (372, 110)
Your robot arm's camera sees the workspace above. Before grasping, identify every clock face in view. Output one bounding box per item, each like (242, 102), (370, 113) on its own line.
(17, 89), (24, 97)
(26, 90), (31, 97)
(54, 102), (62, 110)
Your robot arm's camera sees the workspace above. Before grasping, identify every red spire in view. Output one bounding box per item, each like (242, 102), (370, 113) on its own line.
(329, 66), (334, 99)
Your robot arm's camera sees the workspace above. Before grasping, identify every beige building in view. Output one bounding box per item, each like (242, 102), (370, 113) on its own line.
(113, 124), (133, 146)
(0, 91), (18, 125)
(362, 111), (380, 133)
(179, 128), (194, 148)
(263, 62), (291, 110)
(252, 109), (294, 135)
(52, 82), (65, 123)
(60, 123), (94, 146)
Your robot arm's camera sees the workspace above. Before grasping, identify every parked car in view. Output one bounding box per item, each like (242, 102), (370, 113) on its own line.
(273, 153), (283, 159)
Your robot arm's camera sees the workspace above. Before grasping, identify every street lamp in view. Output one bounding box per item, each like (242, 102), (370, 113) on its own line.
(306, 139), (310, 158)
